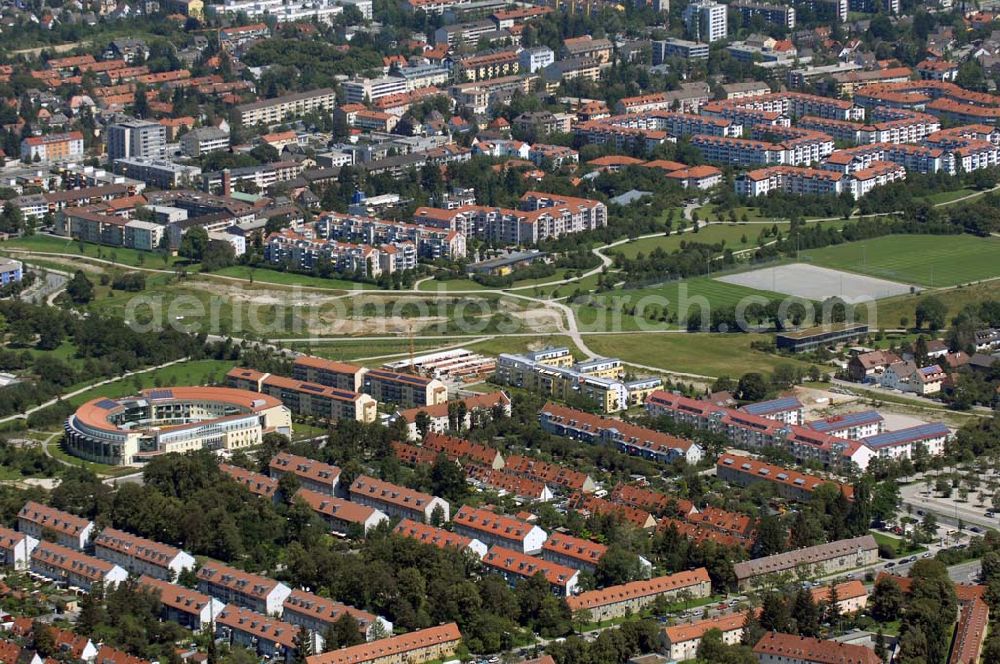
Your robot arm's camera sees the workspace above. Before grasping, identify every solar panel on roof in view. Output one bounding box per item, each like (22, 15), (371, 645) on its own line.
(299, 383), (325, 393)
(863, 423), (950, 448)
(743, 396), (801, 415)
(95, 398), (120, 410)
(148, 389), (174, 400)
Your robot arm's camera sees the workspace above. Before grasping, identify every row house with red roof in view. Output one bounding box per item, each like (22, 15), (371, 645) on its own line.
(93, 527), (196, 581)
(393, 518), (488, 559)
(216, 605), (313, 663)
(296, 488), (390, 536)
(30, 541), (129, 592)
(716, 454), (853, 502)
(0, 638), (43, 664)
(304, 623), (462, 664)
(610, 484), (696, 518)
(452, 505), (548, 554)
(482, 546), (580, 596)
(349, 475), (450, 523)
(464, 465), (555, 502)
(567, 569), (711, 621)
(269, 452), (341, 495)
(503, 455), (597, 494)
(0, 526), (38, 570)
(420, 432), (505, 469)
(220, 463), (280, 502)
(138, 575), (226, 631)
(753, 632), (880, 664)
(569, 494), (657, 530)
(18, 501), (93, 551)
(196, 560), (292, 615)
(8, 619), (99, 662)
(282, 589), (392, 642)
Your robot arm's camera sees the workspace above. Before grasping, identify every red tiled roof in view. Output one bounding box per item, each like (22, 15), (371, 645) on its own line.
(567, 569), (710, 612)
(753, 632), (881, 664)
(305, 623), (461, 664)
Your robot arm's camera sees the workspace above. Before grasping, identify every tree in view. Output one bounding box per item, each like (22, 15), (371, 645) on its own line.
(736, 372), (769, 401)
(429, 454), (467, 502)
(870, 576), (904, 622)
(293, 625), (313, 664)
(915, 296), (947, 331)
(595, 546), (643, 587)
(760, 593), (791, 633)
(791, 588), (820, 636)
(414, 411), (431, 439)
(179, 227), (210, 261)
(752, 514), (786, 557)
(201, 240), (236, 272)
(32, 621), (56, 658)
(66, 270), (94, 304)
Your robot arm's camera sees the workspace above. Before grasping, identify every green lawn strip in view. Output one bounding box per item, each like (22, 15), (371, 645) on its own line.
(65, 359), (238, 407)
(2, 235), (191, 269)
(211, 265), (364, 291)
(610, 223), (789, 259)
(922, 188), (977, 204)
(798, 235), (1000, 288)
(583, 333), (815, 378)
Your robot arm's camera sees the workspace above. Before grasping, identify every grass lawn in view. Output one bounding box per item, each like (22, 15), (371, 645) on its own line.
(922, 188), (977, 204)
(871, 531), (927, 558)
(867, 281), (1000, 330)
(609, 223), (788, 259)
(212, 265), (365, 291)
(798, 235), (1000, 287)
(583, 333), (815, 377)
(66, 359), (238, 407)
(592, 275), (791, 331)
(2, 235), (192, 269)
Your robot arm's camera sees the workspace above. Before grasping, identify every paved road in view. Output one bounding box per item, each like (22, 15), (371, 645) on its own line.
(900, 482), (1000, 531)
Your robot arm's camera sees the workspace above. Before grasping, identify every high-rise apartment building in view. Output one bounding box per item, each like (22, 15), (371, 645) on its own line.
(106, 119), (166, 162)
(683, 0), (728, 43)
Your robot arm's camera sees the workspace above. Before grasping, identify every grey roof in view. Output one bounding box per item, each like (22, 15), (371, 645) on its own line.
(733, 535), (877, 581)
(610, 190), (652, 206)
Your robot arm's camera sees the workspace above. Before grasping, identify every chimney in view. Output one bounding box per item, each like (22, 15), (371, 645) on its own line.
(222, 168), (232, 196)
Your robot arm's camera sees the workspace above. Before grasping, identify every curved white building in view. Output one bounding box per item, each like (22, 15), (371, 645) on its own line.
(65, 386), (292, 465)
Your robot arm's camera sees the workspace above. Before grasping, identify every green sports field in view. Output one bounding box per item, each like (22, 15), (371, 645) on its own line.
(798, 235), (1000, 288)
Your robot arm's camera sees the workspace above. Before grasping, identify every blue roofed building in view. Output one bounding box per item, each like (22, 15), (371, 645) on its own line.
(862, 422), (951, 460)
(741, 395), (804, 425)
(806, 410), (884, 440)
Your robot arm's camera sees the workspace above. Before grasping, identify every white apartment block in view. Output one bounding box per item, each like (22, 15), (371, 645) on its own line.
(213, 0), (351, 23)
(236, 88), (337, 126)
(342, 76), (409, 104)
(683, 0), (727, 43)
(93, 527), (196, 581)
(519, 47), (555, 73)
